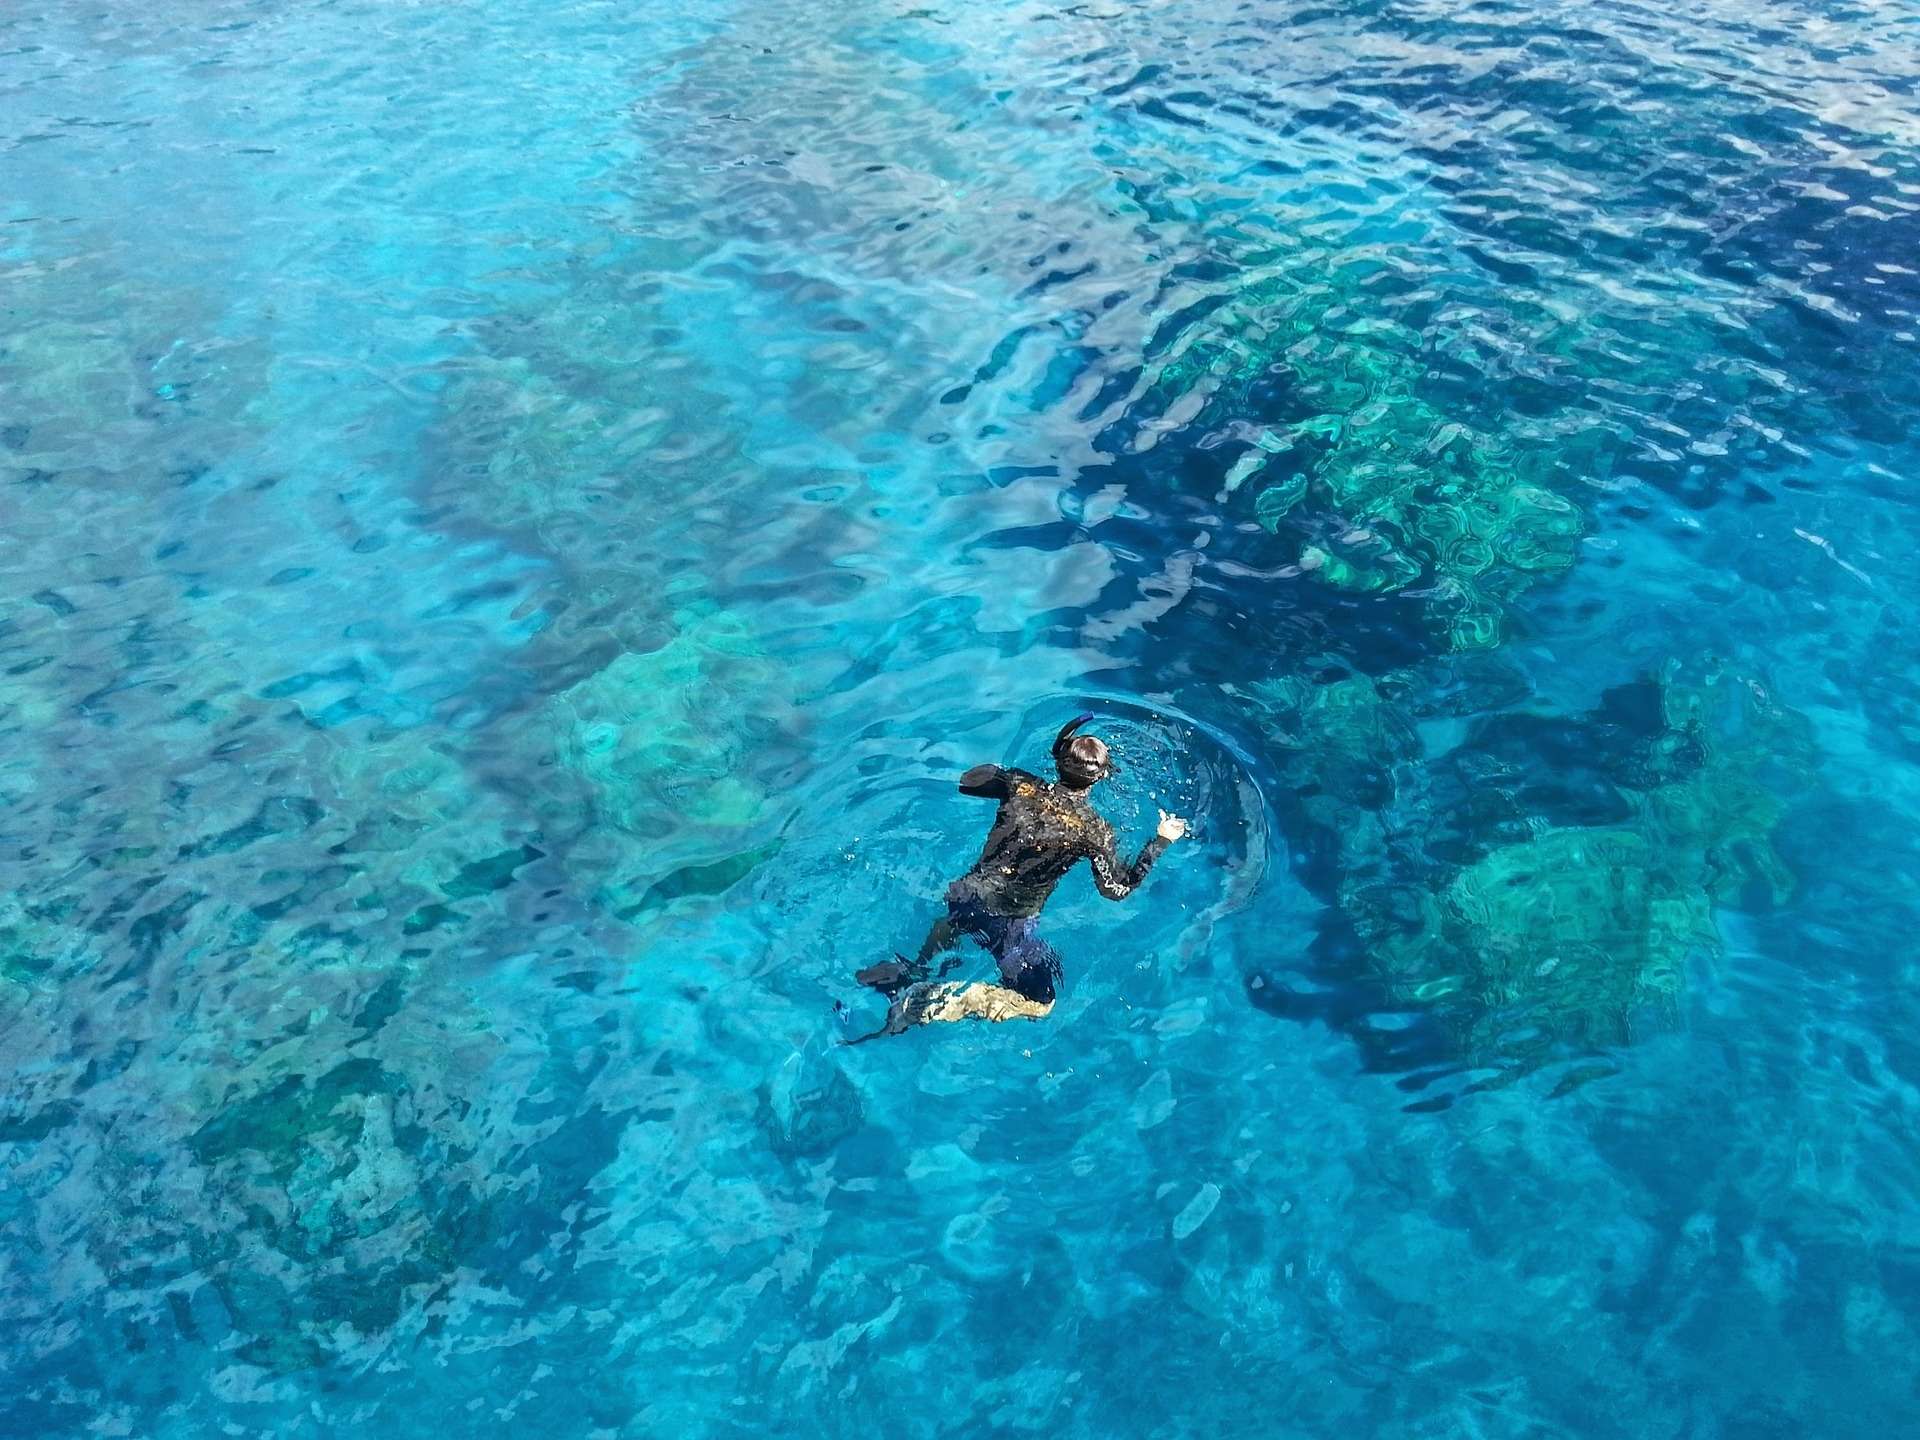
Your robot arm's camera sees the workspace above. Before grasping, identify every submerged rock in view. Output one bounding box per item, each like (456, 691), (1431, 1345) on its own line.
(1244, 654), (1808, 1092)
(550, 605), (773, 834)
(546, 603), (795, 921)
(759, 1059), (863, 1160)
(1109, 256), (1588, 651)
(1375, 826), (1703, 1056)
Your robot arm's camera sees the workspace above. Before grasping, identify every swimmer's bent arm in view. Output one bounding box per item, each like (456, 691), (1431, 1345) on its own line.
(1088, 826), (1170, 901)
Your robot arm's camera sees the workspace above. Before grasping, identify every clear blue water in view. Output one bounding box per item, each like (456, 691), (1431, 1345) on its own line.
(4, 0), (1919, 1433)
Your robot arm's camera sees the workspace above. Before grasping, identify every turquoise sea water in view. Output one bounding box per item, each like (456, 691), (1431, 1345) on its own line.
(4, 0), (1919, 1433)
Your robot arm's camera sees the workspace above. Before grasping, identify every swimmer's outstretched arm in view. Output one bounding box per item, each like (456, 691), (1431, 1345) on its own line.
(1089, 808), (1187, 900)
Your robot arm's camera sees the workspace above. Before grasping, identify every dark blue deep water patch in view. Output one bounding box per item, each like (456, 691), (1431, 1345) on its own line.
(3, 0), (1919, 1435)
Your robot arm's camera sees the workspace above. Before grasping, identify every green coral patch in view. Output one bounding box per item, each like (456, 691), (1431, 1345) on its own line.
(1377, 826), (1707, 1054)
(550, 607), (774, 836)
(1243, 654), (1808, 1081)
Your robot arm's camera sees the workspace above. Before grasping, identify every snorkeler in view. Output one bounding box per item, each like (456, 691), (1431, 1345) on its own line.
(847, 714), (1186, 1044)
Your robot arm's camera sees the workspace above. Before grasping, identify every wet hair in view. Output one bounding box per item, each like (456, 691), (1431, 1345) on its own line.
(1053, 714), (1112, 788)
(1059, 735), (1111, 788)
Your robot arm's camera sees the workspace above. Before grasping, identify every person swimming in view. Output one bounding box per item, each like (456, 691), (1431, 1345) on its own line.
(847, 714), (1187, 1043)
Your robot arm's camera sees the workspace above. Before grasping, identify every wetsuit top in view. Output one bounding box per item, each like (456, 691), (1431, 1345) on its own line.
(951, 764), (1169, 919)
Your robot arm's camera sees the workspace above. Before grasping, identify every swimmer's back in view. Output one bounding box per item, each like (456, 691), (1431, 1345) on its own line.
(953, 764), (1125, 917)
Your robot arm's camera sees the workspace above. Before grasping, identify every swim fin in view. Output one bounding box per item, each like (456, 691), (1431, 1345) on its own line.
(855, 954), (920, 998)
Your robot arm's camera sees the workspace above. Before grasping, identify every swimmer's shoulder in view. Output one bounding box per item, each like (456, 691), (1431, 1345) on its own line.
(958, 763), (1046, 799)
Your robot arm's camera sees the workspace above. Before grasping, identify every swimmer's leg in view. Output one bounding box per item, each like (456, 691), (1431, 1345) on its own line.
(993, 922), (1063, 1006)
(916, 916), (959, 969)
(854, 954), (918, 999)
(916, 981), (1053, 1026)
(840, 981), (1052, 1044)
(842, 983), (941, 1045)
(856, 913), (966, 998)
(842, 1011), (910, 1046)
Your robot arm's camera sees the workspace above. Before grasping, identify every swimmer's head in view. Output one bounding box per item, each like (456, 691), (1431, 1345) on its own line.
(1058, 735), (1112, 789)
(1052, 714), (1112, 790)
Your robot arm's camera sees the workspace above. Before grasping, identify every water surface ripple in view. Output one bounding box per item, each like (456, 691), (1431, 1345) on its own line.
(2, 0), (1918, 1435)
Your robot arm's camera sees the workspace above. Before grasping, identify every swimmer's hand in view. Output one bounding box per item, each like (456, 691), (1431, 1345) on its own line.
(1156, 810), (1188, 843)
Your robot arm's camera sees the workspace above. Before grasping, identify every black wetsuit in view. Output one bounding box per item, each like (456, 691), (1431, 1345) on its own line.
(941, 763), (1170, 1003)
